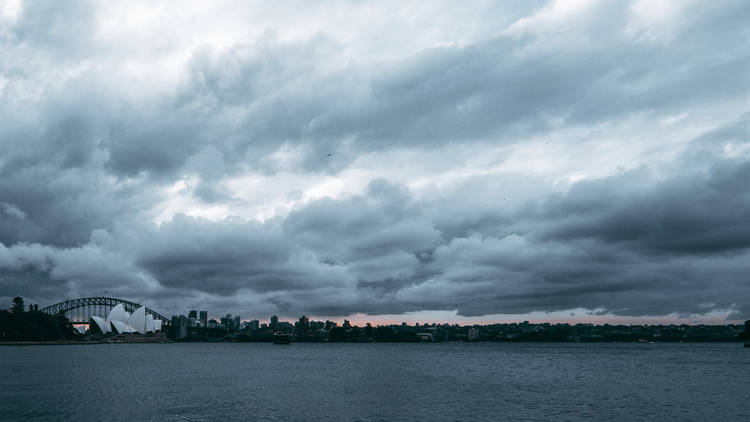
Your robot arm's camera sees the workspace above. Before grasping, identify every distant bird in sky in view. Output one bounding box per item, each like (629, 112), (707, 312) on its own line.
(326, 152), (333, 157)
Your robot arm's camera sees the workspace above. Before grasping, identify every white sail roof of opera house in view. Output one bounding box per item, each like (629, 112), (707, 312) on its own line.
(110, 319), (136, 334)
(87, 304), (163, 335)
(127, 306), (147, 334)
(145, 314), (156, 333)
(106, 304), (130, 325)
(90, 316), (111, 334)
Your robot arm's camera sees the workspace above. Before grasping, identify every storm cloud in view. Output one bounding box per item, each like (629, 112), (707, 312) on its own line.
(1, 0), (749, 322)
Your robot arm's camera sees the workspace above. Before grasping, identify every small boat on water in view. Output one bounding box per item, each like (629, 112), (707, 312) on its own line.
(273, 331), (291, 344)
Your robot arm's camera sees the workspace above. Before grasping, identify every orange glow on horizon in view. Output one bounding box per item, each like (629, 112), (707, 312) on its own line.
(241, 310), (741, 327)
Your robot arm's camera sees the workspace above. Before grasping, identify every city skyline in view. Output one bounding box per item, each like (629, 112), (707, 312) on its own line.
(19, 294), (739, 327)
(55, 299), (747, 327)
(1, 1), (750, 325)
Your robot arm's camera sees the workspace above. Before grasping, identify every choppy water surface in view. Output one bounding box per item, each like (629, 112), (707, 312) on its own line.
(1, 342), (748, 421)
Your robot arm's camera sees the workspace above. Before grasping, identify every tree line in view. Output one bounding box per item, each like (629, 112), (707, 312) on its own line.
(0, 296), (79, 341)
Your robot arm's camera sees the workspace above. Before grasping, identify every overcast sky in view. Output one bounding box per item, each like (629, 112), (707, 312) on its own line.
(1, 0), (749, 324)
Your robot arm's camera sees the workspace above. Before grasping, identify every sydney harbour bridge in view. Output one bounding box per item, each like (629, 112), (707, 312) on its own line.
(39, 297), (171, 326)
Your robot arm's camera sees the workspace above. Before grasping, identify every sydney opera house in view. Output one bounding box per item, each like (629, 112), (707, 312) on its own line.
(88, 304), (163, 335)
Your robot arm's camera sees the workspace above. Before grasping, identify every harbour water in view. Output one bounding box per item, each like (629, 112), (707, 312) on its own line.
(1, 342), (748, 421)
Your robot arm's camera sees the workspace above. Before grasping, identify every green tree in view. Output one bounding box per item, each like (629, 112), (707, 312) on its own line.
(12, 296), (24, 314)
(740, 320), (750, 340)
(1, 296), (79, 341)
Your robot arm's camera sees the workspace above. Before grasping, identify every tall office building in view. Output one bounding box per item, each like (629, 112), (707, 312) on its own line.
(188, 310), (198, 319)
(298, 315), (309, 330)
(199, 311), (208, 327)
(221, 314), (233, 331)
(179, 315), (187, 340)
(270, 315), (278, 329)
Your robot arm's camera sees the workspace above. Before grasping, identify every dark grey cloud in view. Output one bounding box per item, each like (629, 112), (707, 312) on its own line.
(537, 161), (750, 255)
(23, 159), (738, 319)
(3, 153), (750, 318)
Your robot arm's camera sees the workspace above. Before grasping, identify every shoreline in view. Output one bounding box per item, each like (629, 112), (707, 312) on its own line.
(0, 339), (173, 346)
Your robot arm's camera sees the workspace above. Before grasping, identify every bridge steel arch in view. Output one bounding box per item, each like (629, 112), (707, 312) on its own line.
(40, 297), (170, 325)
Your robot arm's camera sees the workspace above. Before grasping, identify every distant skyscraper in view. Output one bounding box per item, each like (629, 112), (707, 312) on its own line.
(270, 315), (278, 329)
(179, 315), (187, 339)
(233, 315), (240, 332)
(199, 311), (207, 327)
(221, 314), (232, 331)
(297, 315), (309, 331)
(188, 310), (197, 319)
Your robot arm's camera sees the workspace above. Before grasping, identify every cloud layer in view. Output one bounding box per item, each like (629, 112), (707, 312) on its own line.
(1, 0), (749, 321)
